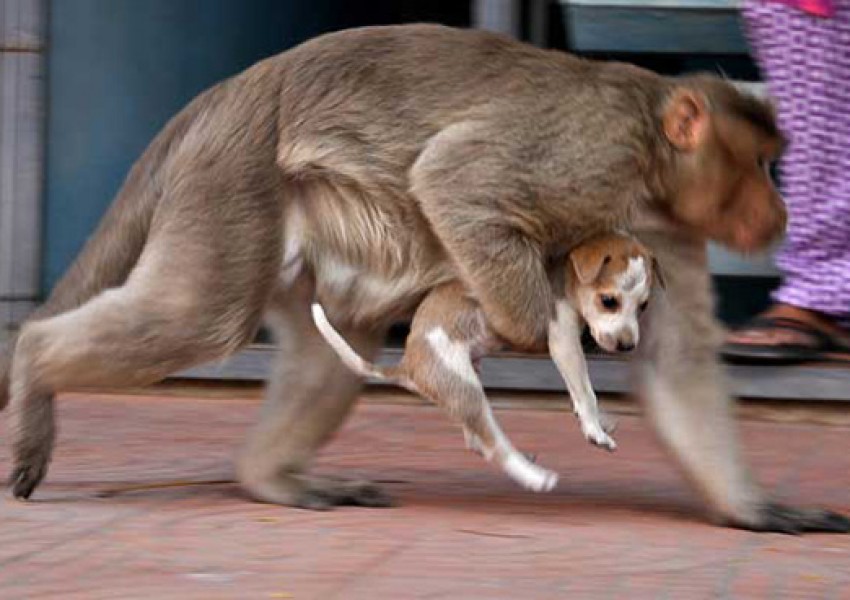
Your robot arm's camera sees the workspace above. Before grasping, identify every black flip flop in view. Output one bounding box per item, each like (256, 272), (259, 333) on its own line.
(721, 316), (849, 365)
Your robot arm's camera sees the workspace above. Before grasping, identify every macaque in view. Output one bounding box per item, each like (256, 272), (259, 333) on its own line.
(2, 25), (844, 532)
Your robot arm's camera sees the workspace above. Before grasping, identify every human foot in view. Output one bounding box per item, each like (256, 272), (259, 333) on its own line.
(722, 304), (850, 364)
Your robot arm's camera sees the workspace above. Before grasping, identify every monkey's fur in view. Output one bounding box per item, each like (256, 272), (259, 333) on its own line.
(2, 25), (846, 533)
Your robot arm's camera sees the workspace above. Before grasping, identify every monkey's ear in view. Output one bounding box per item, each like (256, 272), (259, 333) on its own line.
(651, 256), (667, 290)
(663, 89), (708, 152)
(570, 246), (610, 285)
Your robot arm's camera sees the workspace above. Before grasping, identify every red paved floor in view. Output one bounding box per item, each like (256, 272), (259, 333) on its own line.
(1, 393), (848, 599)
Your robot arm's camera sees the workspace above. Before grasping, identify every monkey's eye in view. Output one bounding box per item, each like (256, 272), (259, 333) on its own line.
(600, 295), (619, 311)
(639, 300), (649, 313)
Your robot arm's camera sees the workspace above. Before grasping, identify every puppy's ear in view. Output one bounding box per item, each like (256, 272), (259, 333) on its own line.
(651, 256), (667, 290)
(570, 245), (610, 284)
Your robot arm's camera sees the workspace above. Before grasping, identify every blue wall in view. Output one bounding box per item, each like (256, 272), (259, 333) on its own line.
(44, 0), (469, 291)
(45, 0), (308, 290)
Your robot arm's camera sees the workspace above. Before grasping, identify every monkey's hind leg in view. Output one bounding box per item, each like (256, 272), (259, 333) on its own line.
(238, 286), (392, 510)
(8, 278), (269, 499)
(7, 191), (282, 500)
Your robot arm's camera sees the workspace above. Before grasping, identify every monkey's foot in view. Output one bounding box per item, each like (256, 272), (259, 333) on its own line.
(9, 458), (49, 500)
(734, 503), (850, 534)
(242, 472), (395, 511)
(8, 413), (55, 500)
(305, 478), (395, 510)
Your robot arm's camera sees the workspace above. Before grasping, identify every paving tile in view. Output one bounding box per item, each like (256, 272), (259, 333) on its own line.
(0, 393), (847, 599)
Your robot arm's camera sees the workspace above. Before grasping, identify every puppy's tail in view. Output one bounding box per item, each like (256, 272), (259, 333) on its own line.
(311, 303), (411, 388)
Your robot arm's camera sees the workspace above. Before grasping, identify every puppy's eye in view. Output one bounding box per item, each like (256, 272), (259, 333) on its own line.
(639, 301), (649, 313)
(600, 295), (619, 311)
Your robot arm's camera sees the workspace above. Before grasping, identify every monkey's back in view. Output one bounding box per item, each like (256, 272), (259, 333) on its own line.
(264, 25), (668, 325)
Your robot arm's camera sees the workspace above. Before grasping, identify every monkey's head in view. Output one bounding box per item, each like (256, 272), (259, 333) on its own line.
(658, 76), (787, 254)
(568, 234), (660, 354)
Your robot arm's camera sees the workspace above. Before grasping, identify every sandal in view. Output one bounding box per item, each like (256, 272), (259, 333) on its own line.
(721, 316), (850, 365)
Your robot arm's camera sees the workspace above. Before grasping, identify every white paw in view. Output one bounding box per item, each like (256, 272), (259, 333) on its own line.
(502, 452), (559, 492)
(583, 422), (617, 452)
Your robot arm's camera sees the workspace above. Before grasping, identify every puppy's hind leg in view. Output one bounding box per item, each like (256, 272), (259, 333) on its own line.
(413, 328), (558, 492)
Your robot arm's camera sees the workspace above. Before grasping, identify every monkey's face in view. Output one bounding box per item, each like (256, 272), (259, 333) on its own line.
(569, 238), (654, 354)
(661, 88), (787, 254)
(673, 115), (787, 253)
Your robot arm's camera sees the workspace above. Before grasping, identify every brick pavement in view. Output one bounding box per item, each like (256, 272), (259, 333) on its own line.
(0, 393), (848, 599)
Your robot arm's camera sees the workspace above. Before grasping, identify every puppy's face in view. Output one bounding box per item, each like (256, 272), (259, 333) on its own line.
(568, 235), (658, 353)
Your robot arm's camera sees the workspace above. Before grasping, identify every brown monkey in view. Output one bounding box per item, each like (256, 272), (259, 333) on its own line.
(2, 25), (845, 532)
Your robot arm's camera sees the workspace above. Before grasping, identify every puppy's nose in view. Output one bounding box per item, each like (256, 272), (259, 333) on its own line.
(616, 341), (635, 352)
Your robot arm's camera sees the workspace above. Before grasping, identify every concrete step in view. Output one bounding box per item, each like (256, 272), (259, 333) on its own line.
(179, 344), (850, 403)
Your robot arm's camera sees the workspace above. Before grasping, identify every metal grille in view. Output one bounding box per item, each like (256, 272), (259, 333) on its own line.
(0, 0), (46, 339)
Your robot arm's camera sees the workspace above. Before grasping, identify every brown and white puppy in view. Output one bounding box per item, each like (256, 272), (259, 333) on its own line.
(311, 233), (657, 492)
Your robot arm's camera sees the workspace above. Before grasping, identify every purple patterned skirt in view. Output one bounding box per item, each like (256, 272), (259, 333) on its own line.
(742, 0), (850, 320)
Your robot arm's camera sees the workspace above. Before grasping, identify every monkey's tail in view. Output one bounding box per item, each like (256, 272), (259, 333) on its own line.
(311, 303), (413, 390)
(43, 90), (217, 319)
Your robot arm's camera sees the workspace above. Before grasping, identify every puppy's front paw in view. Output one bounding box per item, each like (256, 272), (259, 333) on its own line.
(583, 423), (617, 452)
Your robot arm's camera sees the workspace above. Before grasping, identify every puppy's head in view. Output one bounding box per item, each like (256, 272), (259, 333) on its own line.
(567, 234), (660, 353)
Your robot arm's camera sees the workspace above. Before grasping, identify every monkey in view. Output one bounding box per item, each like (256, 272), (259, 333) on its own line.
(1, 24), (846, 532)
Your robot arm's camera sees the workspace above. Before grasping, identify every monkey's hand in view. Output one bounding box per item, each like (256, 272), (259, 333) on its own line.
(732, 503), (850, 535)
(412, 123), (553, 350)
(428, 222), (551, 350)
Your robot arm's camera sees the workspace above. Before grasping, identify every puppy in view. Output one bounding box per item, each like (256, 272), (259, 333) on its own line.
(311, 233), (659, 492)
